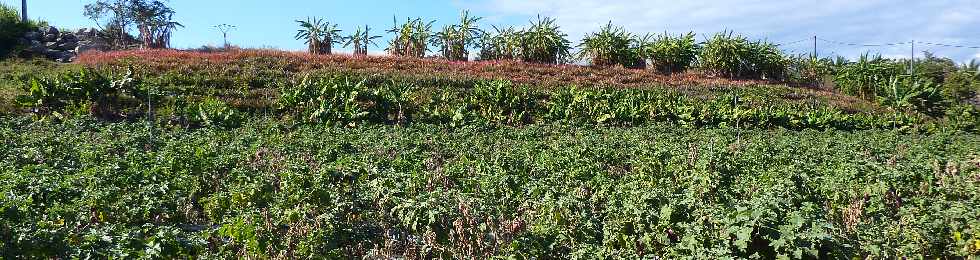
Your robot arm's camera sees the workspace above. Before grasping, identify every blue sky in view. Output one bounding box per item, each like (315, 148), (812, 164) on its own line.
(5, 0), (980, 62)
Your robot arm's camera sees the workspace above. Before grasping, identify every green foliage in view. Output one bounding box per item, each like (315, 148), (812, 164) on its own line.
(1, 119), (978, 258)
(517, 15), (572, 64)
(433, 10), (483, 61)
(642, 32), (699, 73)
(278, 74), (371, 123)
(84, 0), (181, 49)
(833, 54), (907, 100)
(295, 17), (342, 55)
(878, 75), (944, 115)
(386, 17), (434, 58)
(0, 4), (36, 58)
(578, 22), (643, 68)
(698, 31), (786, 80)
(479, 16), (572, 64)
(342, 25), (381, 56)
(784, 55), (837, 87)
(14, 68), (116, 118)
(477, 25), (521, 61)
(940, 63), (979, 102)
(183, 97), (242, 128)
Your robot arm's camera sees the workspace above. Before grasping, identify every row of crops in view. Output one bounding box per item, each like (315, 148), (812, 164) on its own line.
(1, 117), (979, 258)
(1, 56), (980, 258)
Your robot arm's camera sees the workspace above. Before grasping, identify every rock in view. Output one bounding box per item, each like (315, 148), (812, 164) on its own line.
(24, 31), (40, 40)
(43, 33), (57, 42)
(60, 33), (76, 42)
(42, 26), (59, 36)
(56, 41), (79, 51)
(76, 42), (109, 53)
(45, 41), (59, 48)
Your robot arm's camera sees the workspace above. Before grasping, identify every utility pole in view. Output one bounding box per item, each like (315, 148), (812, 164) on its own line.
(215, 24), (236, 49)
(910, 40), (915, 77)
(812, 35), (817, 59)
(21, 0), (27, 22)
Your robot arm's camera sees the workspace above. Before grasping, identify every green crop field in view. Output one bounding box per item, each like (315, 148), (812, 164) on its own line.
(1, 52), (979, 259)
(2, 2), (980, 257)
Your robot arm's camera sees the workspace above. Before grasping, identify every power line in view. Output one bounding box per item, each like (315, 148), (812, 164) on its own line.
(816, 37), (910, 47)
(918, 42), (980, 49)
(775, 38), (809, 47)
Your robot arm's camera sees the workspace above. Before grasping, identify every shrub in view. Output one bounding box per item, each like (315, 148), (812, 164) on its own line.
(477, 25), (521, 61)
(517, 15), (572, 64)
(0, 4), (35, 58)
(184, 97), (242, 128)
(784, 55), (837, 87)
(433, 10), (483, 61)
(14, 68), (116, 118)
(833, 54), (907, 100)
(295, 17), (342, 55)
(642, 32), (698, 73)
(878, 75), (944, 115)
(578, 22), (643, 68)
(386, 17), (434, 58)
(698, 31), (786, 80)
(942, 65), (979, 102)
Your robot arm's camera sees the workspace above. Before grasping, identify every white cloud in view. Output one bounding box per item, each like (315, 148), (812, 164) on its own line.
(463, 0), (980, 60)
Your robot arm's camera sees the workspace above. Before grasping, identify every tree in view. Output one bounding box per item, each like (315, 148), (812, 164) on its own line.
(84, 0), (181, 49)
(343, 25), (381, 56)
(295, 17), (341, 55)
(20, 0), (26, 21)
(433, 10), (483, 61)
(386, 16), (433, 58)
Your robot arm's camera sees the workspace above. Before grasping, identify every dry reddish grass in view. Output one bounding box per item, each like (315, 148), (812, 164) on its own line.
(77, 49), (768, 88)
(74, 49), (880, 112)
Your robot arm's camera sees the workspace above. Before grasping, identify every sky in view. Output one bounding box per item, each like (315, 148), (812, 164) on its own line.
(4, 0), (980, 62)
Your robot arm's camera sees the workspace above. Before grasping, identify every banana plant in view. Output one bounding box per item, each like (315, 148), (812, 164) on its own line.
(343, 25), (381, 56)
(295, 17), (342, 55)
(433, 10), (483, 61)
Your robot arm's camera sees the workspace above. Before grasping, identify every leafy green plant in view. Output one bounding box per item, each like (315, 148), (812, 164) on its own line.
(642, 32), (698, 73)
(278, 74), (370, 123)
(477, 25), (521, 61)
(578, 22), (643, 68)
(878, 75), (944, 115)
(14, 68), (116, 118)
(698, 31), (786, 80)
(295, 17), (342, 55)
(343, 25), (381, 56)
(517, 15), (572, 64)
(386, 17), (434, 58)
(433, 10), (483, 61)
(0, 3), (37, 57)
(834, 54), (906, 100)
(183, 97), (242, 128)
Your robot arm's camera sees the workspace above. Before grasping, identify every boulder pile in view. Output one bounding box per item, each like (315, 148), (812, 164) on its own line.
(21, 26), (110, 63)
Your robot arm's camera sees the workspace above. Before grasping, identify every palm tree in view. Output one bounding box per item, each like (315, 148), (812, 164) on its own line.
(344, 25), (381, 56)
(578, 22), (636, 67)
(295, 17), (341, 55)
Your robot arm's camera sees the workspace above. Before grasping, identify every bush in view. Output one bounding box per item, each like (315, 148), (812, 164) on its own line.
(14, 68), (116, 118)
(0, 4), (35, 58)
(184, 97), (242, 128)
(642, 32), (698, 73)
(479, 16), (572, 64)
(833, 54), (907, 100)
(784, 55), (838, 87)
(698, 31), (786, 80)
(578, 22), (643, 68)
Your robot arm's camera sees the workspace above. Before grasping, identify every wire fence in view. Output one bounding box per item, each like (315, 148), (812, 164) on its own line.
(767, 36), (980, 62)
